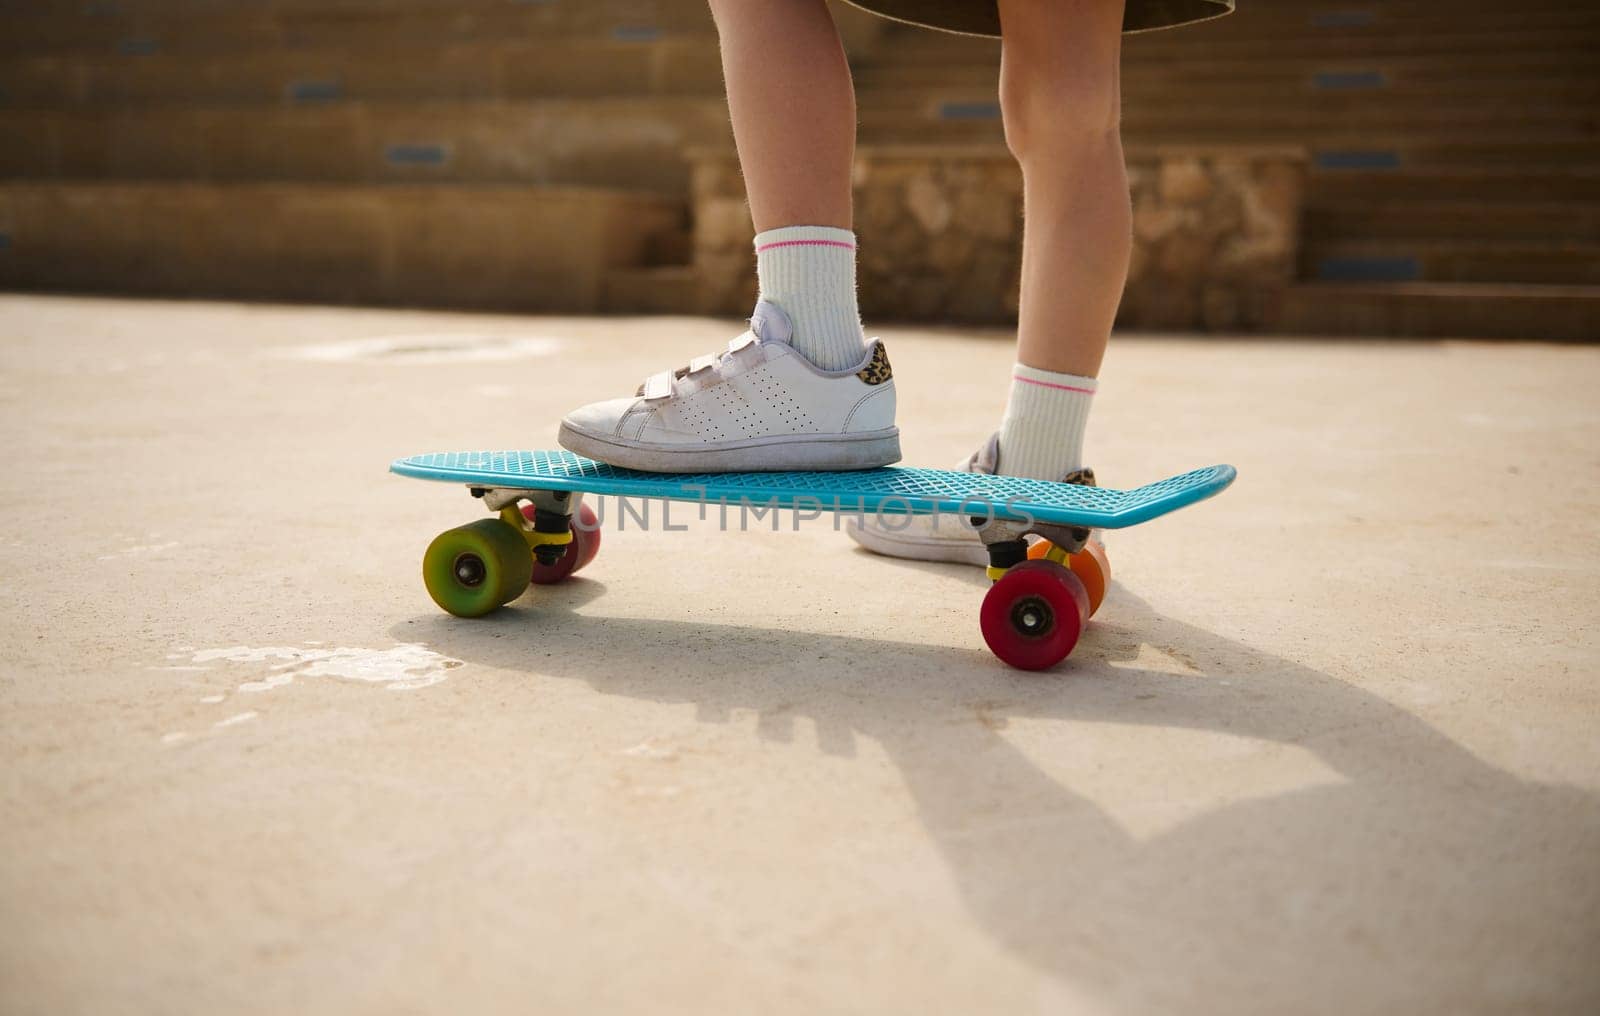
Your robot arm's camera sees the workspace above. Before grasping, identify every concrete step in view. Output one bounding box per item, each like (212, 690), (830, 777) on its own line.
(855, 114), (1600, 154)
(0, 0), (710, 15)
(856, 119), (1600, 171)
(602, 265), (702, 315)
(1135, 9), (1600, 42)
(9, 0), (1587, 59)
(39, 101), (1591, 191)
(880, 25), (1598, 63)
(0, 0), (697, 12)
(0, 38), (728, 107)
(1307, 168), (1600, 203)
(1303, 201), (1600, 244)
(0, 99), (732, 192)
(858, 62), (1600, 100)
(1301, 241), (1600, 286)
(1271, 281), (1600, 341)
(9, 45), (1593, 110)
(0, 3), (718, 57)
(1299, 139), (1600, 171)
(0, 181), (683, 310)
(860, 97), (1597, 136)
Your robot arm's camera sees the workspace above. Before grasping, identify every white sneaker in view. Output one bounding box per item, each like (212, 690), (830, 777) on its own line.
(847, 433), (1101, 566)
(558, 301), (899, 472)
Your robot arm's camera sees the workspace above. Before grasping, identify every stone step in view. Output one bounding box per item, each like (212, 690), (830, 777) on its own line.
(0, 3), (718, 57)
(0, 38), (728, 106)
(0, 99), (732, 193)
(876, 94), (1600, 131)
(602, 265), (703, 315)
(4, 0), (1590, 59)
(1271, 282), (1600, 341)
(643, 226), (693, 269)
(0, 0), (706, 14)
(1300, 241), (1600, 286)
(858, 59), (1600, 96)
(867, 47), (1598, 83)
(858, 118), (1600, 167)
(0, 181), (683, 310)
(1307, 168), (1600, 203)
(9, 45), (1593, 109)
(1303, 201), (1600, 244)
(860, 97), (1595, 135)
(10, 103), (1596, 192)
(1137, 9), (1600, 42)
(881, 25), (1597, 63)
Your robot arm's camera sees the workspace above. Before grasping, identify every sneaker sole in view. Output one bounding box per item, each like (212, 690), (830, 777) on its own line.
(845, 519), (991, 567)
(558, 422), (901, 473)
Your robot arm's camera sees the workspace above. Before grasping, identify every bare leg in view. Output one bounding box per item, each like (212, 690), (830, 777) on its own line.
(707, 0), (856, 232)
(998, 0), (1130, 378)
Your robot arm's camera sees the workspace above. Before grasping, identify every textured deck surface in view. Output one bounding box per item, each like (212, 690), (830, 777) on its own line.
(391, 450), (1237, 528)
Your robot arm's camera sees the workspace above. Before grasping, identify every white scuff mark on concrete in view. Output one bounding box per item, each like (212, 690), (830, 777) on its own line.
(161, 732), (189, 744)
(189, 643), (463, 691)
(622, 739), (680, 761)
(199, 694), (225, 704)
(214, 712), (258, 728)
(238, 672), (295, 693)
(287, 333), (562, 365)
(98, 541), (179, 561)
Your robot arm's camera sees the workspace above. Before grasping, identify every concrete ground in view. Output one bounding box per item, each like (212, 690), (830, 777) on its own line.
(1, 294), (1597, 1015)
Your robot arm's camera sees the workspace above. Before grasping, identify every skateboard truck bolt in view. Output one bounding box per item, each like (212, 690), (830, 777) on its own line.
(533, 544), (567, 566)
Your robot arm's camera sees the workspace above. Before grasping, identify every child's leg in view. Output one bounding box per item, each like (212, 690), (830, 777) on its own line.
(709, 0), (854, 232)
(846, 0), (1127, 559)
(708, 0), (867, 371)
(556, 0), (896, 472)
(994, 0), (1129, 480)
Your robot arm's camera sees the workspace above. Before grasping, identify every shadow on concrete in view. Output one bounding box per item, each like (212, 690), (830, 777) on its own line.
(391, 576), (1600, 1012)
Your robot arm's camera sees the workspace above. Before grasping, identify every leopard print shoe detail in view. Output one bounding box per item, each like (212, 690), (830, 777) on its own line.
(856, 343), (893, 386)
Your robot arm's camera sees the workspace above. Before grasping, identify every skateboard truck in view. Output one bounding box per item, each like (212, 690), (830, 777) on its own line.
(969, 465), (1097, 580)
(973, 518), (1091, 582)
(471, 486), (576, 565)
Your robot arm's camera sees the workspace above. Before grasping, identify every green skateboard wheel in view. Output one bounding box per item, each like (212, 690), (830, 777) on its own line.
(422, 518), (534, 617)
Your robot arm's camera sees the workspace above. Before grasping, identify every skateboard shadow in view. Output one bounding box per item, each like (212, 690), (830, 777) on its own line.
(391, 581), (1600, 1012)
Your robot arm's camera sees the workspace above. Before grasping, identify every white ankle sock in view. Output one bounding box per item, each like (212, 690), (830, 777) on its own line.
(754, 225), (867, 371)
(997, 363), (1098, 481)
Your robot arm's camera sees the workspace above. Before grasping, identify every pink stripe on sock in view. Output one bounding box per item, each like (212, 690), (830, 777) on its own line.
(755, 239), (856, 253)
(1013, 373), (1096, 395)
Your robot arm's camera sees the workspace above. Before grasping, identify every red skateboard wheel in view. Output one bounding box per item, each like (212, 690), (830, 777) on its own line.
(980, 559), (1091, 670)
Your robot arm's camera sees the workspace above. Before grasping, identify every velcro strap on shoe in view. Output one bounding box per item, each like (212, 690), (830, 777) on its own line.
(727, 331), (756, 354)
(640, 370), (675, 400)
(686, 353), (719, 375)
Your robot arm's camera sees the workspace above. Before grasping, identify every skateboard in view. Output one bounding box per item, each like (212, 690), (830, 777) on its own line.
(391, 450), (1236, 670)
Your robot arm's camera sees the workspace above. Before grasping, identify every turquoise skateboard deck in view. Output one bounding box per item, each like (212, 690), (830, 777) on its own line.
(390, 450), (1235, 530)
(392, 450), (1236, 671)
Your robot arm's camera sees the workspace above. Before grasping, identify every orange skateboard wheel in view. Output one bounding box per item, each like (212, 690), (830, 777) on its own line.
(1028, 537), (1111, 618)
